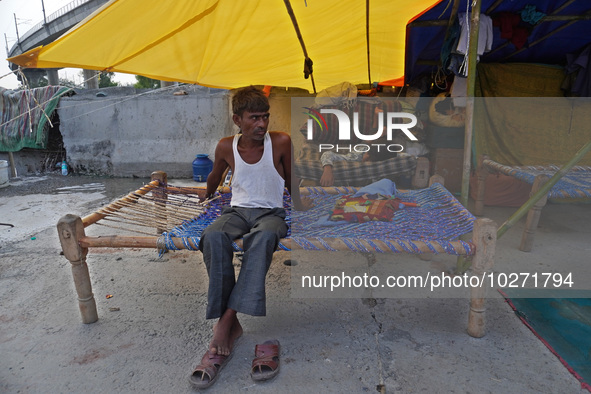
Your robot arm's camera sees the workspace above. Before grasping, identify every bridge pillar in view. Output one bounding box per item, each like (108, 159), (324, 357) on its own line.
(83, 69), (99, 89)
(47, 69), (59, 86)
(20, 69), (46, 87)
(160, 80), (176, 88)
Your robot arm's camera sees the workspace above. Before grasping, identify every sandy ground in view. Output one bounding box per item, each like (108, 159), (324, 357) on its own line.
(1, 173), (590, 393)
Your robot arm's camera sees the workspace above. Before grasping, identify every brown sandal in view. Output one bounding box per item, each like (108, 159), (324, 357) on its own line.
(250, 340), (280, 382)
(189, 349), (232, 389)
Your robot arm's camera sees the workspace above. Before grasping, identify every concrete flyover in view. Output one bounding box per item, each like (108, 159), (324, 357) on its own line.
(7, 0), (109, 87)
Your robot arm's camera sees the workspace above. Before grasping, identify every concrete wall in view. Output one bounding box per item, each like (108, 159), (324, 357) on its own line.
(0, 85), (312, 178)
(59, 85), (232, 178)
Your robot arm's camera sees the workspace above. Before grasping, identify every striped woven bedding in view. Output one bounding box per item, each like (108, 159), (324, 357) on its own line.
(294, 144), (418, 184)
(0, 86), (70, 152)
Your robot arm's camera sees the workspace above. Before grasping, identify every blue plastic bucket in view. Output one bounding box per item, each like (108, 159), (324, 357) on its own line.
(192, 154), (213, 182)
(0, 160), (8, 188)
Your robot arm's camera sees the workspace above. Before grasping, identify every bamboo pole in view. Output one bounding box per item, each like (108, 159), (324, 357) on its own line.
(497, 139), (591, 239)
(166, 185), (205, 194)
(8, 152), (17, 177)
(484, 2), (580, 60)
(519, 174), (549, 252)
(484, 0), (503, 14)
(473, 155), (489, 216)
(82, 180), (160, 227)
(448, 0), (461, 31)
(78, 234), (474, 255)
(500, 16), (590, 62)
(460, 0), (482, 208)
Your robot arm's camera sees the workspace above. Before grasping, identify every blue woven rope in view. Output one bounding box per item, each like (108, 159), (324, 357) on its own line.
(316, 237), (337, 252)
(488, 163), (591, 200)
(366, 240), (384, 253)
(159, 183), (476, 255)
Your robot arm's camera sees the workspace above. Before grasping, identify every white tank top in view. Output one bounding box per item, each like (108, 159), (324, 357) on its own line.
(230, 133), (285, 208)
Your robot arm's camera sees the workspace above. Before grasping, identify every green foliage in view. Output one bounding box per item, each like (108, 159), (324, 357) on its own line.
(58, 78), (78, 88)
(99, 72), (119, 88)
(134, 75), (160, 89)
(28, 77), (48, 88)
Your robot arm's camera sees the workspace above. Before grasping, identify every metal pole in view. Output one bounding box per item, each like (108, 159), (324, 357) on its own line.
(41, 0), (48, 25)
(13, 14), (21, 46)
(497, 139), (591, 239)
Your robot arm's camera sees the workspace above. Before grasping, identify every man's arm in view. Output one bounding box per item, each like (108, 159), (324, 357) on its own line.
(203, 138), (232, 200)
(277, 133), (312, 211)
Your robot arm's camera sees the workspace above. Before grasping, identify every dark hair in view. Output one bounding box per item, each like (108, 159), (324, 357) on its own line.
(366, 144), (397, 162)
(231, 86), (270, 116)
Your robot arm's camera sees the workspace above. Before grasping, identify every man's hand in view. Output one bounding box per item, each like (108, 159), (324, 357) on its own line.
(320, 165), (335, 187)
(195, 188), (210, 202)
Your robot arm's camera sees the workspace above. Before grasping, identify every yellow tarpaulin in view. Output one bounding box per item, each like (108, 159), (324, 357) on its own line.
(8, 0), (439, 92)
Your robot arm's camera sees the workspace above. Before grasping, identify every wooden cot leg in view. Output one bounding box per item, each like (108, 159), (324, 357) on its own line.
(519, 174), (549, 252)
(151, 171), (168, 234)
(467, 218), (496, 338)
(57, 214), (98, 324)
(474, 155), (489, 216)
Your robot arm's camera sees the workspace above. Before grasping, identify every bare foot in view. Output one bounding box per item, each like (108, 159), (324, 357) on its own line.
(209, 310), (243, 356)
(320, 165), (334, 187)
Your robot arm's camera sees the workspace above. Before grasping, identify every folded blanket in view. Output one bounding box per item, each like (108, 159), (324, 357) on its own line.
(352, 178), (396, 198)
(312, 214), (348, 227)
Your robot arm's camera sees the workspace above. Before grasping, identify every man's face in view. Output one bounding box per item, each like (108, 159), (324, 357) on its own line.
(233, 111), (270, 140)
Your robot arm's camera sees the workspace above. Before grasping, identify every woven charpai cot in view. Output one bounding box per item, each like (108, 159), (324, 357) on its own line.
(483, 159), (591, 200)
(159, 182), (476, 256)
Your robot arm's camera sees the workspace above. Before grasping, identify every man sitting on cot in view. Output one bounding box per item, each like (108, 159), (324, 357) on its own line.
(190, 86), (312, 389)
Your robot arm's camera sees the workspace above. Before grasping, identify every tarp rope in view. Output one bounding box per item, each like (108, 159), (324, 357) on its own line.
(366, 0), (372, 86)
(283, 0), (316, 94)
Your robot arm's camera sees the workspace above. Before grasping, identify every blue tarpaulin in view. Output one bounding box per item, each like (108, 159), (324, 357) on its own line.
(405, 0), (591, 86)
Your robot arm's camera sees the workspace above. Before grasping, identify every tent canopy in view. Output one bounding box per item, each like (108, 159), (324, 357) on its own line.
(8, 0), (439, 92)
(405, 0), (591, 85)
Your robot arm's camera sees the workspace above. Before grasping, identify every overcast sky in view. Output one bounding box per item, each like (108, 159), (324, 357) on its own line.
(1, 0), (136, 89)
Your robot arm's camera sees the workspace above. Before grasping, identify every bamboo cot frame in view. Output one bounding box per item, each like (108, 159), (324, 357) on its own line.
(57, 171), (497, 338)
(475, 144), (591, 252)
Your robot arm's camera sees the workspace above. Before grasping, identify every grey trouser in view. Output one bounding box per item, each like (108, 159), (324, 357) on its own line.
(198, 206), (288, 319)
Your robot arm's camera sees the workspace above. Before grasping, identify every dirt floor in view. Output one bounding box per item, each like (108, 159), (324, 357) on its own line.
(1, 173), (590, 393)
